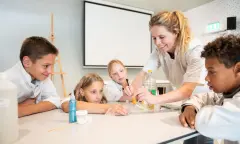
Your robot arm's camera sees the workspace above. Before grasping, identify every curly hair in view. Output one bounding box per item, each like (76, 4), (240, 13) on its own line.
(71, 73), (107, 103)
(201, 34), (240, 68)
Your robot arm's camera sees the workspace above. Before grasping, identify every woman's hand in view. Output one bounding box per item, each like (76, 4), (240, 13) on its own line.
(136, 87), (158, 104)
(124, 85), (134, 97)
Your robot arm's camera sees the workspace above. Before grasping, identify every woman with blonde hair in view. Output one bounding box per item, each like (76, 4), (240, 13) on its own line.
(61, 73), (128, 115)
(124, 11), (212, 144)
(125, 11), (208, 106)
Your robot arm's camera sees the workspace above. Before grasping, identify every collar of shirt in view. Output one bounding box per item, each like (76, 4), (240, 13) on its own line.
(112, 80), (123, 91)
(18, 61), (41, 88)
(223, 86), (240, 98)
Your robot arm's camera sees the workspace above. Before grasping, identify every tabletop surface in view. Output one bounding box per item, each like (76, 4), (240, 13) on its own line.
(14, 107), (197, 144)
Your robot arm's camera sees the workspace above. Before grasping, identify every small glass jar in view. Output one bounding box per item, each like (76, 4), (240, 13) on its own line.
(76, 110), (88, 124)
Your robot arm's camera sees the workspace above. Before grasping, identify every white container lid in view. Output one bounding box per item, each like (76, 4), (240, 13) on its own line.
(0, 72), (7, 80)
(76, 110), (88, 116)
(0, 72), (17, 90)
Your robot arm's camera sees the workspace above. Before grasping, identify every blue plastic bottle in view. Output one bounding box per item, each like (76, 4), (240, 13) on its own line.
(69, 93), (77, 123)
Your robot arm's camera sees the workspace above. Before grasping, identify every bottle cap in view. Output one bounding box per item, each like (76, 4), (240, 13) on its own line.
(148, 70), (152, 73)
(70, 90), (76, 100)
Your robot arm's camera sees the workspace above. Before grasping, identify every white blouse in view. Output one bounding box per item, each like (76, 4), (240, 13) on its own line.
(143, 39), (207, 88)
(104, 80), (123, 102)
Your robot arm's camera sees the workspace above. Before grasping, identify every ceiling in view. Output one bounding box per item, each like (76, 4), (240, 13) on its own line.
(103, 0), (214, 12)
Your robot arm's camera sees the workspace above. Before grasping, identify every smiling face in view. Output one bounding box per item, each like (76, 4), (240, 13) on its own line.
(150, 25), (178, 53)
(22, 54), (56, 81)
(205, 58), (239, 93)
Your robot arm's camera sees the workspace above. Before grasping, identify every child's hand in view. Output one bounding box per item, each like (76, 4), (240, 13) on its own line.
(136, 87), (158, 104)
(124, 86), (134, 97)
(179, 105), (196, 129)
(106, 104), (128, 116)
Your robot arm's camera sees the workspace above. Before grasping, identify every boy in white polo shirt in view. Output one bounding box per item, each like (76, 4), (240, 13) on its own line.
(4, 36), (60, 117)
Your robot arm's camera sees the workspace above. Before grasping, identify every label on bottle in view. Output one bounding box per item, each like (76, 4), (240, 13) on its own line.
(149, 89), (156, 96)
(0, 99), (10, 107)
(69, 100), (77, 123)
(148, 90), (157, 110)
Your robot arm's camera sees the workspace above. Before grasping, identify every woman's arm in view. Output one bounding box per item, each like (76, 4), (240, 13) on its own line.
(137, 82), (198, 104)
(131, 70), (147, 90)
(124, 70), (147, 96)
(118, 93), (134, 102)
(125, 48), (160, 96)
(157, 82), (198, 103)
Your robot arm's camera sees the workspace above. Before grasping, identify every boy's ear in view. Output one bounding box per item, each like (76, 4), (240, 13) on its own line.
(234, 62), (240, 76)
(22, 56), (32, 68)
(80, 88), (84, 96)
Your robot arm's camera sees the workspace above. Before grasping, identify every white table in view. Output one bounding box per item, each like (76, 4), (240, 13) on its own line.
(14, 109), (198, 144)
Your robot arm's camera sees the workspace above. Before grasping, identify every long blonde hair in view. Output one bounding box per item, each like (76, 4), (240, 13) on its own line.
(149, 11), (191, 54)
(107, 59), (126, 76)
(72, 73), (107, 103)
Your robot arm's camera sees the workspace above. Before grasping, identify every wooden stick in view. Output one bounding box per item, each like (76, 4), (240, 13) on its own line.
(49, 13), (67, 97)
(50, 13), (55, 80)
(57, 55), (67, 97)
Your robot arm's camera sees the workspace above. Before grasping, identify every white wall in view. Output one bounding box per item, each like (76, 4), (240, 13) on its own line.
(0, 0), (167, 97)
(184, 0), (240, 45)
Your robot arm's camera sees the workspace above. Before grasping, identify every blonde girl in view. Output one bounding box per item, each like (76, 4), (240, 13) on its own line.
(104, 59), (132, 102)
(61, 73), (128, 115)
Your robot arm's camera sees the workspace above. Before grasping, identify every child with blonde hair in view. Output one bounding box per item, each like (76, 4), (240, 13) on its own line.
(104, 59), (132, 102)
(61, 73), (128, 115)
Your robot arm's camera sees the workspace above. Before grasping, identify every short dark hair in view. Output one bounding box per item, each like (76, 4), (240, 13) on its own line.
(201, 34), (240, 68)
(20, 36), (58, 63)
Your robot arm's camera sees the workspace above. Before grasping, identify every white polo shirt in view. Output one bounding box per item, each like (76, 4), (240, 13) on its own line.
(3, 62), (61, 108)
(104, 80), (123, 102)
(143, 39), (207, 89)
